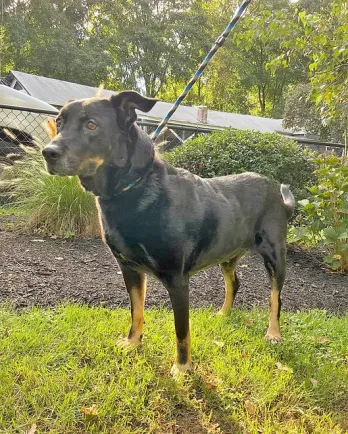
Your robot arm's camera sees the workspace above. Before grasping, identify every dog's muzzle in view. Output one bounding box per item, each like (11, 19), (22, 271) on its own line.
(42, 145), (62, 163)
(42, 144), (73, 175)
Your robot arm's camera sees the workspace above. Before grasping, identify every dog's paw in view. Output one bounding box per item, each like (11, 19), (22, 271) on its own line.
(217, 307), (232, 316)
(117, 336), (142, 350)
(265, 332), (282, 344)
(170, 361), (192, 377)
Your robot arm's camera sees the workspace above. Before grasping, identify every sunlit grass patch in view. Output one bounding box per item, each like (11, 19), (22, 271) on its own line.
(0, 305), (347, 433)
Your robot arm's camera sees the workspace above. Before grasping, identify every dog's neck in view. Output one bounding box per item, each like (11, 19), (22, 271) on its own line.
(79, 125), (155, 199)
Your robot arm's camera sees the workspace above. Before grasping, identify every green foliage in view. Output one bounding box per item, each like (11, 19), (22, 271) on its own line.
(231, 1), (305, 117)
(1, 0), (111, 86)
(99, 0), (211, 97)
(272, 1), (348, 125)
(0, 305), (347, 433)
(163, 128), (316, 199)
(162, 0), (308, 116)
(282, 84), (346, 143)
(158, 0), (253, 112)
(1, 0), (211, 94)
(301, 1), (348, 121)
(290, 155), (348, 272)
(296, 0), (335, 13)
(2, 0), (344, 123)
(0, 144), (99, 237)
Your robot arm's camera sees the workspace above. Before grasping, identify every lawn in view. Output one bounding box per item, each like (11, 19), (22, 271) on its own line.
(0, 306), (347, 433)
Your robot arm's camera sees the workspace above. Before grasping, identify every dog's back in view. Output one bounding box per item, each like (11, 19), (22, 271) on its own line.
(175, 171), (294, 273)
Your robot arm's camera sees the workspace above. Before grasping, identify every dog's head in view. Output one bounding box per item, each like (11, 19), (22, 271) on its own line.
(42, 91), (158, 176)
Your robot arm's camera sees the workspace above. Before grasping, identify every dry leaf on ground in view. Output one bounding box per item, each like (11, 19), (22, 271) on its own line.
(245, 400), (255, 417)
(213, 340), (225, 348)
(81, 404), (98, 416)
(310, 378), (318, 387)
(276, 362), (293, 373)
(27, 424), (37, 434)
(317, 337), (330, 344)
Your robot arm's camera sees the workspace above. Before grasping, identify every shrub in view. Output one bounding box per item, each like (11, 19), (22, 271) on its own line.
(163, 128), (316, 199)
(0, 144), (99, 237)
(290, 155), (348, 272)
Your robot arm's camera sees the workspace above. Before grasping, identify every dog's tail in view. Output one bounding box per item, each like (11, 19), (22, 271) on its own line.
(280, 184), (296, 220)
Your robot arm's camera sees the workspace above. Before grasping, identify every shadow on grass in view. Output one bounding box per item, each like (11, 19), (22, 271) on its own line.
(162, 372), (242, 434)
(268, 330), (348, 420)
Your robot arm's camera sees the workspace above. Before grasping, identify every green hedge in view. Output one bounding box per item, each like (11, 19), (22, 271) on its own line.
(163, 129), (316, 199)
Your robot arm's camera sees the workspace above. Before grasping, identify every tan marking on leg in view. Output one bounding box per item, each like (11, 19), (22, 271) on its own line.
(218, 262), (238, 315)
(170, 361), (192, 376)
(171, 331), (192, 376)
(218, 273), (235, 315)
(265, 278), (282, 343)
(118, 277), (147, 349)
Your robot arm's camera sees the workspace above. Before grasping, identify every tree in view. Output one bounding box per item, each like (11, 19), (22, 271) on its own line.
(298, 1), (348, 121)
(283, 84), (345, 143)
(157, 0), (251, 111)
(274, 1), (347, 146)
(296, 0), (335, 13)
(98, 0), (210, 97)
(1, 0), (111, 86)
(2, 0), (344, 129)
(229, 1), (307, 117)
(273, 2), (347, 120)
(159, 0), (304, 115)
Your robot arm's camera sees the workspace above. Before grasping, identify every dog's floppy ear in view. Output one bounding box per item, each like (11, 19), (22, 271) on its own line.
(110, 91), (158, 131)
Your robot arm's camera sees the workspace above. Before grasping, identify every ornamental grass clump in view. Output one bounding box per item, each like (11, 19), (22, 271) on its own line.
(0, 143), (99, 237)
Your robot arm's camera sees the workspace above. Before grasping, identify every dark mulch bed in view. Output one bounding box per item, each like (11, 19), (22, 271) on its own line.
(0, 229), (347, 313)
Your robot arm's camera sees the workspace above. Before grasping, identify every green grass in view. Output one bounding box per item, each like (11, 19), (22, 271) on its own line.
(0, 306), (347, 433)
(0, 145), (99, 237)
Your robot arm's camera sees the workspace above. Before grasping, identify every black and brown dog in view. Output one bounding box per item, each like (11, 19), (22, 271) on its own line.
(42, 91), (295, 375)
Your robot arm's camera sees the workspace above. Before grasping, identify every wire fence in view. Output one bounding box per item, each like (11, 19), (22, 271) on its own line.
(287, 137), (346, 156)
(0, 105), (346, 166)
(0, 105), (216, 163)
(138, 118), (220, 152)
(0, 106), (57, 162)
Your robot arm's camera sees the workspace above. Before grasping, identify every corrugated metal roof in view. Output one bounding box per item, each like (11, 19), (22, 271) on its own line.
(143, 102), (285, 133)
(0, 84), (58, 112)
(9, 70), (288, 134)
(10, 71), (115, 106)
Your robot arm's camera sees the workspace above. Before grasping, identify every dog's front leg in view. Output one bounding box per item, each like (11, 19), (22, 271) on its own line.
(118, 265), (147, 348)
(162, 274), (191, 375)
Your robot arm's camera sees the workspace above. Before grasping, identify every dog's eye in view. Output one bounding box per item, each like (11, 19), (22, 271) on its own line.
(56, 119), (62, 129)
(87, 121), (97, 131)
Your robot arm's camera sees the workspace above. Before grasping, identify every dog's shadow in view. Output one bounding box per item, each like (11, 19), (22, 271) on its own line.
(164, 371), (243, 434)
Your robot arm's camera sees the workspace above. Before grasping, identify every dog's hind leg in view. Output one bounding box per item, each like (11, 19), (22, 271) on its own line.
(265, 253), (285, 343)
(218, 258), (241, 315)
(162, 274), (191, 375)
(118, 266), (147, 348)
(255, 228), (287, 343)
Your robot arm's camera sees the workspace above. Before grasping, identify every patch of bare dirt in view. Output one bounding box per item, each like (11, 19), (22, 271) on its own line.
(0, 227), (347, 313)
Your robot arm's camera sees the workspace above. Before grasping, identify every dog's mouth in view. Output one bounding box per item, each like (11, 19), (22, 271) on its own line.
(43, 153), (104, 177)
(45, 161), (77, 176)
(46, 165), (56, 175)
(43, 153), (79, 177)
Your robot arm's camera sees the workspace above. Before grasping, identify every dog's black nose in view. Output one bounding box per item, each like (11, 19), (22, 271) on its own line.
(42, 146), (61, 161)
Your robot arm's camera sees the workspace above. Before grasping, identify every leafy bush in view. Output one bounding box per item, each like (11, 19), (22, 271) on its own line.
(0, 144), (99, 237)
(290, 155), (348, 272)
(163, 128), (316, 199)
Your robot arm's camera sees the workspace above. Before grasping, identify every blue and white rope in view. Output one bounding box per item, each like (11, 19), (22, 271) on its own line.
(151, 0), (253, 140)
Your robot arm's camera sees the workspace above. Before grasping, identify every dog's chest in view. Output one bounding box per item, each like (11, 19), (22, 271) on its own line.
(100, 206), (163, 272)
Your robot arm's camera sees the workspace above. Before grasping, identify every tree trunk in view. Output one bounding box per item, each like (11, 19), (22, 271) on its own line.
(258, 85), (266, 114)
